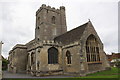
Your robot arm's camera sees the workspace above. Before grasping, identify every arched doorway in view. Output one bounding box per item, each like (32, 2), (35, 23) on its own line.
(86, 34), (100, 62)
(48, 47), (58, 64)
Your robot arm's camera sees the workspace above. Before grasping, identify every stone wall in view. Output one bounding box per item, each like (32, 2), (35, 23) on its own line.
(88, 63), (102, 72)
(80, 21), (110, 73)
(62, 43), (81, 74)
(35, 4), (67, 41)
(26, 42), (63, 76)
(8, 44), (27, 73)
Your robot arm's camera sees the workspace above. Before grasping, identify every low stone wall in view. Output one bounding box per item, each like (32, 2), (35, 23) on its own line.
(88, 63), (103, 72)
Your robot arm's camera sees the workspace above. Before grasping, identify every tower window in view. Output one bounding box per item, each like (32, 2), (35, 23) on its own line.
(38, 17), (40, 20)
(51, 16), (56, 24)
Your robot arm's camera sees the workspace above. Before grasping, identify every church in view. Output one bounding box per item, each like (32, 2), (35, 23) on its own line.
(8, 4), (110, 76)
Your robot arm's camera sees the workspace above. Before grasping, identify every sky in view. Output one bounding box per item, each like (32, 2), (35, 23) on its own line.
(0, 0), (119, 58)
(118, 1), (120, 52)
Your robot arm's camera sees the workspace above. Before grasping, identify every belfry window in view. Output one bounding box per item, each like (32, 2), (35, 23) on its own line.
(66, 51), (71, 64)
(48, 47), (58, 64)
(86, 34), (100, 62)
(51, 16), (56, 24)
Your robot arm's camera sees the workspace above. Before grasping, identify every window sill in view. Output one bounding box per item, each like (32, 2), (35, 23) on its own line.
(87, 61), (102, 64)
(66, 64), (72, 67)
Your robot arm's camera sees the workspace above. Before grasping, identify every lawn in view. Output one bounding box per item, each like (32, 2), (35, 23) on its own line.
(79, 67), (119, 78)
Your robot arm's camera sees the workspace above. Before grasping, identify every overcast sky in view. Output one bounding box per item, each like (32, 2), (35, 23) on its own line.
(0, 0), (119, 58)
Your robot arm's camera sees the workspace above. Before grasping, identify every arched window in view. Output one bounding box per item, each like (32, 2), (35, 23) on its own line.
(66, 51), (71, 64)
(37, 61), (40, 70)
(48, 47), (58, 64)
(51, 16), (56, 24)
(86, 34), (100, 62)
(31, 52), (34, 64)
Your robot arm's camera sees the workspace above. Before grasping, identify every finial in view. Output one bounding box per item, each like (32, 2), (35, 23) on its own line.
(60, 6), (65, 10)
(42, 4), (46, 7)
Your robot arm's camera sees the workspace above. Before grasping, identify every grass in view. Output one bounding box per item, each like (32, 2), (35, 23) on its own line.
(88, 67), (119, 75)
(79, 67), (119, 78)
(4, 78), (119, 80)
(80, 75), (118, 78)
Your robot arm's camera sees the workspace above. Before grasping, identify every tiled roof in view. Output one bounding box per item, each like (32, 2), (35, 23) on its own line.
(112, 53), (120, 58)
(26, 39), (35, 46)
(54, 22), (88, 45)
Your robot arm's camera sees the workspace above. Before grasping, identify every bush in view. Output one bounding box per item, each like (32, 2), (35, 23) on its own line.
(2, 58), (8, 70)
(115, 60), (120, 68)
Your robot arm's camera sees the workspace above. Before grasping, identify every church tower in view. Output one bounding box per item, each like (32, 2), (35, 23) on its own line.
(35, 4), (67, 41)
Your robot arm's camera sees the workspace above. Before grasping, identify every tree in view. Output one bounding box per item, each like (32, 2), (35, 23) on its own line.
(2, 58), (8, 70)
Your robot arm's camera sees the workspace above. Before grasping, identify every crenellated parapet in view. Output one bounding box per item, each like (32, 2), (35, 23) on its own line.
(36, 4), (65, 15)
(42, 40), (61, 46)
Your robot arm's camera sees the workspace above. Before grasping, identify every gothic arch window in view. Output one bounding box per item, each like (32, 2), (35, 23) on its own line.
(66, 50), (71, 64)
(86, 34), (100, 62)
(48, 47), (58, 64)
(51, 16), (56, 24)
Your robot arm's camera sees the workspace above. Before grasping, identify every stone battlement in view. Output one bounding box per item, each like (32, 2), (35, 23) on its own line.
(42, 40), (60, 45)
(36, 4), (65, 15)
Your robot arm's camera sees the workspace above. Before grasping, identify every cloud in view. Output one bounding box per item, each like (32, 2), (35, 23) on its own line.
(1, 2), (35, 58)
(0, 0), (118, 58)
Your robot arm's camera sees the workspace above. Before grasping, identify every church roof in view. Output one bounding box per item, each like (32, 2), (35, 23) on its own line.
(12, 44), (27, 50)
(25, 39), (35, 46)
(54, 21), (89, 45)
